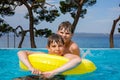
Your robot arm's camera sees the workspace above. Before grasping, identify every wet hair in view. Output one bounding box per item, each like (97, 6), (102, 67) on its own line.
(58, 21), (74, 34)
(47, 33), (64, 47)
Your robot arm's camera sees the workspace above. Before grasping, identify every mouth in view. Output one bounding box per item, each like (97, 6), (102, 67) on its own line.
(54, 51), (62, 55)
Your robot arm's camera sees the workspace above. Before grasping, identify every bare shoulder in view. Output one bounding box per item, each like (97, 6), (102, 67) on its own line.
(70, 41), (80, 56)
(70, 42), (79, 50)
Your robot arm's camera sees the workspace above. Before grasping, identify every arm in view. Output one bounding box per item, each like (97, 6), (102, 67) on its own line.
(42, 54), (81, 78)
(54, 54), (81, 73)
(17, 50), (41, 75)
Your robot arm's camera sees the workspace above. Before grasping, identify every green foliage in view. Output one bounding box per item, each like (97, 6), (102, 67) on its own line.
(0, 18), (14, 37)
(35, 28), (52, 37)
(59, 0), (96, 18)
(32, 6), (60, 24)
(59, 1), (78, 14)
(0, 0), (22, 37)
(36, 0), (45, 3)
(0, 7), (15, 17)
(0, 0), (59, 38)
(33, 9), (60, 24)
(0, 0), (22, 17)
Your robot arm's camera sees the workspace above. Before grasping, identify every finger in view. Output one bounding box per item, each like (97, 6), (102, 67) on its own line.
(32, 70), (39, 75)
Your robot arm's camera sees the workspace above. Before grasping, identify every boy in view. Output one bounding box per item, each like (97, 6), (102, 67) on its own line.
(57, 21), (80, 56)
(18, 33), (81, 79)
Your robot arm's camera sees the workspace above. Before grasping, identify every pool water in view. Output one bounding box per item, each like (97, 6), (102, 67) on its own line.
(0, 48), (120, 80)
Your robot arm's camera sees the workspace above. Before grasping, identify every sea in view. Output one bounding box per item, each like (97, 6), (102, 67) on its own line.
(0, 33), (120, 48)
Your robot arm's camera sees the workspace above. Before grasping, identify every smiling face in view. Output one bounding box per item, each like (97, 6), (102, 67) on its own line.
(57, 21), (73, 43)
(57, 28), (73, 44)
(47, 34), (65, 56)
(48, 41), (65, 56)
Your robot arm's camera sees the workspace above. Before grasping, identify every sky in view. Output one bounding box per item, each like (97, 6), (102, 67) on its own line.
(4, 0), (120, 34)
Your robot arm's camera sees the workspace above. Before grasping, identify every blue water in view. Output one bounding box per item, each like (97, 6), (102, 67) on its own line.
(0, 48), (120, 80)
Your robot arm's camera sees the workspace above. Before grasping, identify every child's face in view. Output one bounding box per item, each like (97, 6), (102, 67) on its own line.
(57, 28), (73, 43)
(47, 41), (65, 56)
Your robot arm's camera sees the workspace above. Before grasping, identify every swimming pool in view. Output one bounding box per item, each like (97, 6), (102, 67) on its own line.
(0, 48), (120, 80)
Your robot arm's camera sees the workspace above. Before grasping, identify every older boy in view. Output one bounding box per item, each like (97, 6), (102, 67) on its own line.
(57, 21), (80, 56)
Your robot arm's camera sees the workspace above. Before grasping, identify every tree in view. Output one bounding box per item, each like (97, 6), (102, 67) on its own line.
(109, 4), (120, 48)
(0, 0), (96, 48)
(109, 16), (120, 48)
(13, 25), (28, 48)
(59, 0), (96, 32)
(0, 0), (59, 48)
(14, 26), (52, 48)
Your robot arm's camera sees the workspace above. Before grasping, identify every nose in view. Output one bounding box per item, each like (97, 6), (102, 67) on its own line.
(56, 46), (60, 50)
(61, 33), (66, 37)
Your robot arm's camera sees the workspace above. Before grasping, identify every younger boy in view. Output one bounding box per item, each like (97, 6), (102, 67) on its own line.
(18, 33), (81, 79)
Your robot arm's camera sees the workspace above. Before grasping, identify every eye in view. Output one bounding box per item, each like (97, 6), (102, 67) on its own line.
(58, 44), (64, 47)
(66, 32), (70, 35)
(60, 32), (63, 34)
(51, 45), (56, 48)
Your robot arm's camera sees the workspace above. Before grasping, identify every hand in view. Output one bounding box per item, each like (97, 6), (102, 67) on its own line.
(29, 67), (42, 75)
(42, 71), (58, 78)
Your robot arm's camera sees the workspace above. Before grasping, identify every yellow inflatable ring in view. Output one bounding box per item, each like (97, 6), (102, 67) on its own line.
(19, 53), (96, 75)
